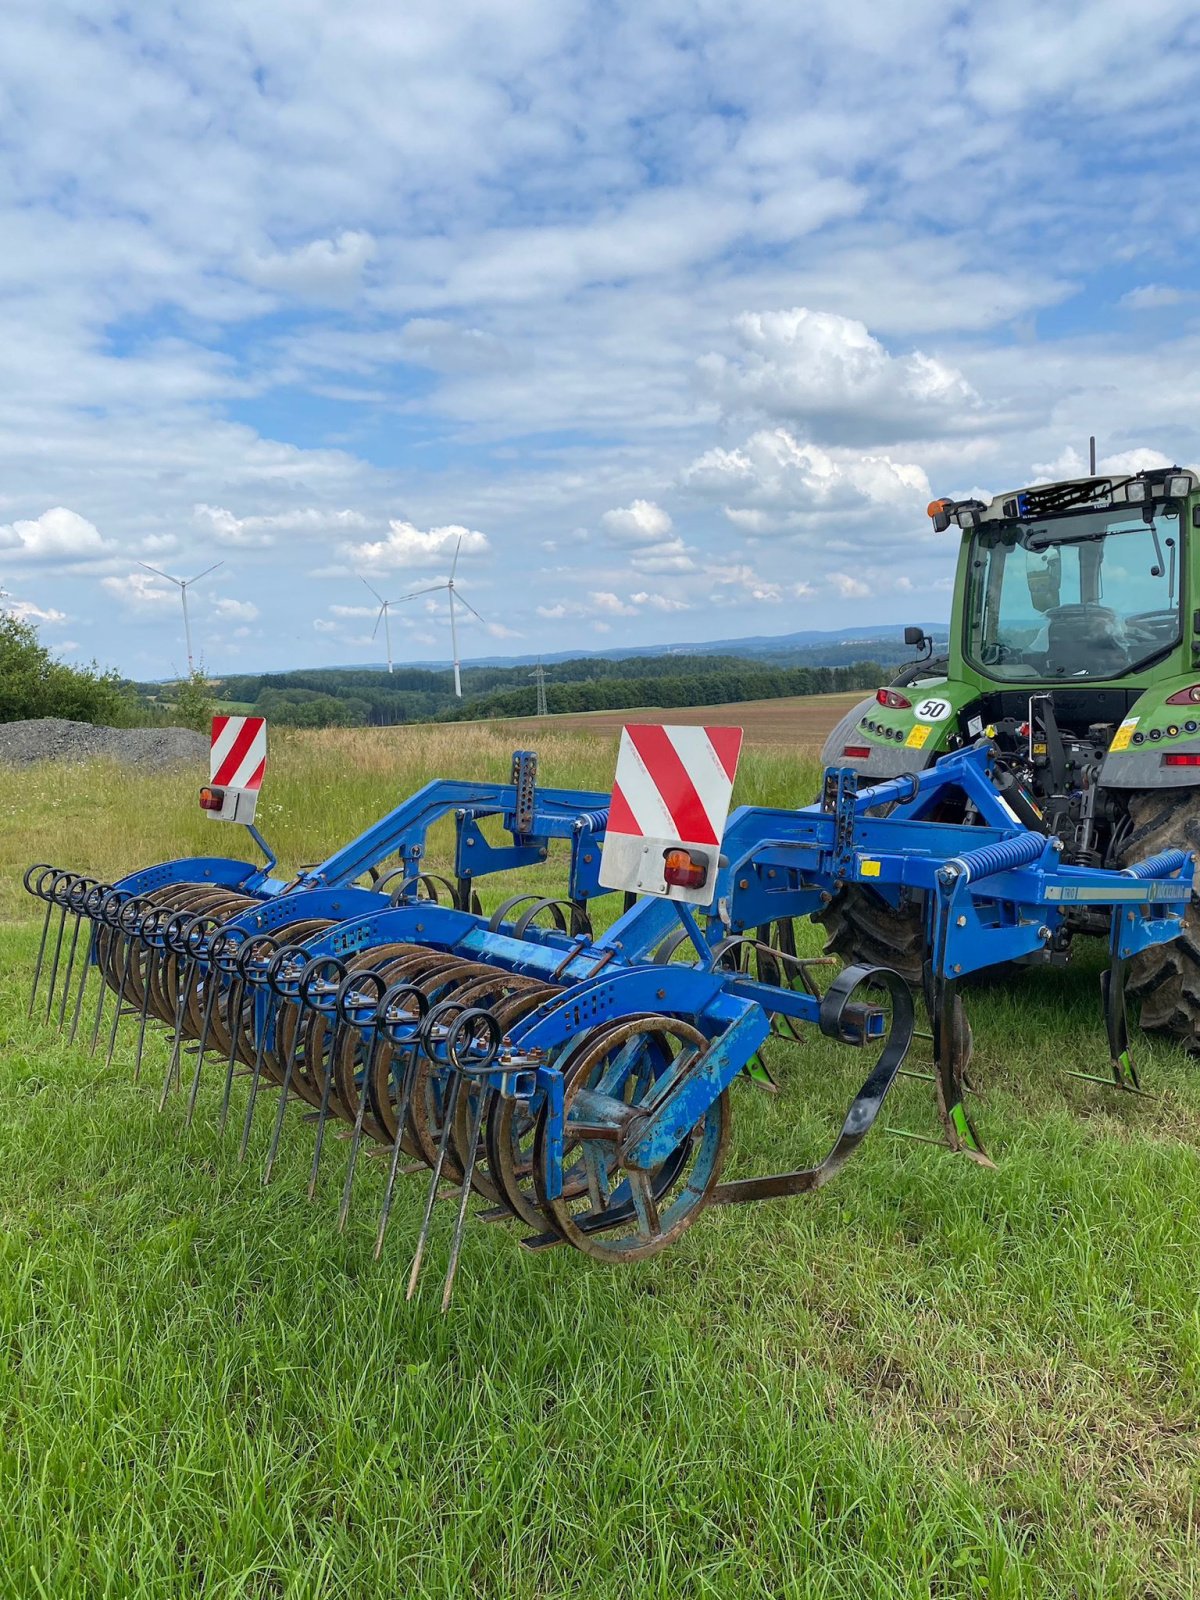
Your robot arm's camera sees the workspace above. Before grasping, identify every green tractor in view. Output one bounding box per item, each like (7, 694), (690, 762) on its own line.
(819, 461), (1200, 1043)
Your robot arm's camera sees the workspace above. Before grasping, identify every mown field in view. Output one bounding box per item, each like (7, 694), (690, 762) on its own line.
(2, 723), (1200, 1598)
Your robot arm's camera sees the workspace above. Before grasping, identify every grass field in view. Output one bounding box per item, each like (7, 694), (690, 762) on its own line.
(2, 723), (1200, 1598)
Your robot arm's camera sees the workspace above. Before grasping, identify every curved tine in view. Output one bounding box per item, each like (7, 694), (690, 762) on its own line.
(438, 1008), (503, 1311)
(235, 934), (282, 1161)
(132, 906), (174, 1081)
(406, 1063), (463, 1302)
(185, 926), (238, 1129)
(262, 944), (317, 1184)
(25, 865), (64, 1018)
(54, 877), (96, 1031)
(41, 871), (79, 1024)
(305, 958), (353, 1199)
(371, 984), (431, 1258)
(160, 914), (219, 1110)
(216, 930), (257, 1136)
(88, 889), (129, 1054)
(69, 882), (113, 1044)
(104, 897), (153, 1068)
(335, 969), (390, 1229)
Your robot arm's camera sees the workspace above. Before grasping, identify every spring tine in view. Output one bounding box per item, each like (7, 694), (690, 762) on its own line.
(217, 978), (246, 1136)
(160, 956), (196, 1113)
(374, 1044), (421, 1260)
(27, 891), (55, 1018)
(407, 1070), (462, 1300)
(185, 971), (220, 1129)
(237, 990), (273, 1162)
(263, 1003), (304, 1184)
(68, 938), (92, 1044)
(440, 1085), (487, 1312)
(337, 1023), (383, 1231)
(104, 936), (136, 1069)
(43, 900), (69, 1023)
(55, 909), (84, 1031)
(88, 946), (110, 1055)
(132, 949), (156, 1083)
(305, 1020), (344, 1200)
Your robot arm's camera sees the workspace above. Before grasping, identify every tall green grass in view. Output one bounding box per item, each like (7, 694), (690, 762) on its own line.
(1, 727), (1198, 1597)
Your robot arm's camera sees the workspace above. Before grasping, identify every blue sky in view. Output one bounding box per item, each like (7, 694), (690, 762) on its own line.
(3, 0), (1200, 677)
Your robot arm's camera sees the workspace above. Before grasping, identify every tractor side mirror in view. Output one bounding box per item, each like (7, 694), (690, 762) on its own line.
(903, 626), (926, 647)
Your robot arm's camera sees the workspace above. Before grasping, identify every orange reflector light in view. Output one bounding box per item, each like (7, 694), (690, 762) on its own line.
(199, 786), (225, 812)
(663, 847), (708, 891)
(842, 744), (871, 759)
(1162, 753), (1200, 767)
(1166, 686), (1200, 704)
(876, 688), (912, 710)
(926, 498), (951, 517)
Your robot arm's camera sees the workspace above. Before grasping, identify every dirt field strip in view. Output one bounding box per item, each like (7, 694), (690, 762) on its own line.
(494, 689), (867, 749)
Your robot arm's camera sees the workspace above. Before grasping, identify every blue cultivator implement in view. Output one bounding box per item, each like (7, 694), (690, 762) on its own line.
(24, 731), (1195, 1306)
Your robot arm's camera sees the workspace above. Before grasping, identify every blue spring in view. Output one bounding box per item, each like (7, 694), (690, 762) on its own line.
(1123, 847), (1192, 881)
(949, 832), (1046, 883)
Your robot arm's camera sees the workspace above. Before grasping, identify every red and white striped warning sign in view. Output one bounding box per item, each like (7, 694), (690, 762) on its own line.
(599, 724), (743, 905)
(210, 715), (267, 790)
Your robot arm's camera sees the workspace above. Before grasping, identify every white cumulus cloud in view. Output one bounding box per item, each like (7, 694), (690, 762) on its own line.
(214, 597), (260, 622)
(600, 499), (673, 545)
(194, 504), (368, 549)
(100, 572), (178, 609)
(346, 520), (489, 572)
(0, 507), (111, 561)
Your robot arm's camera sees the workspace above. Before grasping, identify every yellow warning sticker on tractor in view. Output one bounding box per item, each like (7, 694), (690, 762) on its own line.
(905, 724), (932, 749)
(1111, 718), (1138, 752)
(859, 858), (882, 878)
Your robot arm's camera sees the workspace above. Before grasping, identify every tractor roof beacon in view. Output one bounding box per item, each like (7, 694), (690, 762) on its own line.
(819, 462), (1200, 1046)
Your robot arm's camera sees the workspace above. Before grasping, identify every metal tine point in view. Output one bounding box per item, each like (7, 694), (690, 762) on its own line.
(407, 1066), (463, 1300)
(337, 1008), (385, 1231)
(55, 895), (87, 1032)
(441, 1087), (487, 1312)
(238, 963), (277, 1162)
(67, 932), (93, 1045)
(185, 966), (221, 1129)
(104, 913), (142, 1070)
(162, 948), (201, 1113)
(263, 961), (311, 1184)
(43, 895), (70, 1024)
(306, 1015), (346, 1200)
(218, 976), (248, 1137)
(373, 1043), (422, 1260)
(26, 872), (56, 1018)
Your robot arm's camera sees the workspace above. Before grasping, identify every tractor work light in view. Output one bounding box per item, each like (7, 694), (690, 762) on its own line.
(199, 786), (225, 812)
(662, 848), (708, 891)
(1165, 686), (1200, 705)
(1126, 481), (1147, 502)
(926, 498), (953, 532)
(1169, 474), (1192, 497)
(876, 689), (912, 710)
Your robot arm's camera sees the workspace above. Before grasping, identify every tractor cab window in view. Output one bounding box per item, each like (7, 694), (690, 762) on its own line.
(965, 503), (1182, 680)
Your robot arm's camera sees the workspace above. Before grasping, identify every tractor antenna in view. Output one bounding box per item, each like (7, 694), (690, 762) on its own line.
(1089, 435), (1097, 475)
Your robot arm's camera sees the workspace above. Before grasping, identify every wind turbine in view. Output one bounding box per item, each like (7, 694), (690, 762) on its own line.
(137, 560), (223, 676)
(391, 536), (485, 698)
(361, 577), (400, 674)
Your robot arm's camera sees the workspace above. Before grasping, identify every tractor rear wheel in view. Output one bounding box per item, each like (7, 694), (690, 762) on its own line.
(817, 885), (927, 984)
(1119, 790), (1200, 1049)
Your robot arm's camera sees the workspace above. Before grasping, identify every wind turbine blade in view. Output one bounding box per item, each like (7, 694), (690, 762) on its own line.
(360, 575), (385, 605)
(456, 592), (486, 624)
(185, 560), (224, 587)
(137, 561), (180, 586)
(372, 603), (385, 640)
(450, 534), (462, 580)
(395, 583), (449, 603)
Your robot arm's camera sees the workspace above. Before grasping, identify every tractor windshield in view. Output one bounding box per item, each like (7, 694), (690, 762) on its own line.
(964, 502), (1183, 680)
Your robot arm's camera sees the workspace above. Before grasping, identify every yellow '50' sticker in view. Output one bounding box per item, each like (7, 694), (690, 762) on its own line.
(905, 724), (932, 749)
(859, 858), (882, 878)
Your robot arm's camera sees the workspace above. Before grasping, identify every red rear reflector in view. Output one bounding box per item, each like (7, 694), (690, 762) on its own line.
(1166, 686), (1200, 704)
(842, 744), (871, 759)
(1162, 753), (1200, 766)
(663, 847), (708, 890)
(199, 786), (225, 811)
(876, 688), (912, 710)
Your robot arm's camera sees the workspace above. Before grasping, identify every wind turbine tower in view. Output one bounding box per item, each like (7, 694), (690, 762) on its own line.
(393, 535), (484, 698)
(137, 560), (223, 676)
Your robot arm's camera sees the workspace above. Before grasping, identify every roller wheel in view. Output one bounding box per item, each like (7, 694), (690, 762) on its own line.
(1119, 790), (1200, 1050)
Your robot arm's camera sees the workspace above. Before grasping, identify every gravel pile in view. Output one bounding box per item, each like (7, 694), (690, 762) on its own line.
(0, 718), (209, 770)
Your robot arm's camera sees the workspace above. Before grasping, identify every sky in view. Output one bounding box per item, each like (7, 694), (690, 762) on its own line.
(3, 0), (1200, 679)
